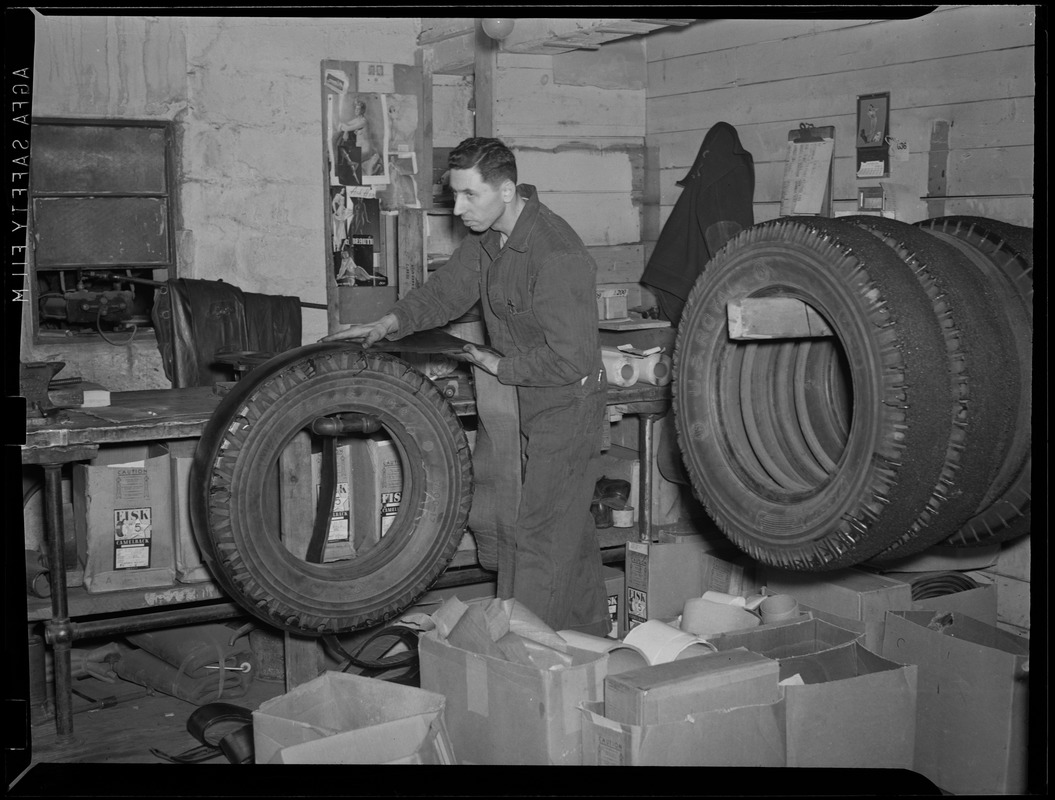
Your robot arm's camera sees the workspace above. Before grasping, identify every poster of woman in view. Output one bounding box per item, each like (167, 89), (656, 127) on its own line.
(857, 92), (890, 146)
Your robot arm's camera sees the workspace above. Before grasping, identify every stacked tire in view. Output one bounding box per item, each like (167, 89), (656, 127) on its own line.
(672, 215), (1032, 571)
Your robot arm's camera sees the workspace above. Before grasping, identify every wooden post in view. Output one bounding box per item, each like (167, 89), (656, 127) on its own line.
(474, 19), (498, 137)
(278, 431), (321, 689)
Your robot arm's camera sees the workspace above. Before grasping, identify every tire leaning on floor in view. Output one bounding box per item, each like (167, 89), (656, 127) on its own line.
(189, 343), (473, 635)
(841, 216), (1020, 562)
(673, 217), (958, 570)
(915, 216), (1033, 546)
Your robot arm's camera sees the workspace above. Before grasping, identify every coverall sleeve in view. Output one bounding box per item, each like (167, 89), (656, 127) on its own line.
(497, 250), (598, 387)
(388, 234), (483, 338)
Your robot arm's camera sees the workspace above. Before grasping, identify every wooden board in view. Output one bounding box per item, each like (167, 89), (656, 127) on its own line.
(646, 8), (1034, 98)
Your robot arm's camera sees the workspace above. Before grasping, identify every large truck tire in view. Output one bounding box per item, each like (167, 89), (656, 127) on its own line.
(842, 216), (1019, 561)
(189, 343), (472, 635)
(673, 218), (957, 570)
(916, 216), (1033, 546)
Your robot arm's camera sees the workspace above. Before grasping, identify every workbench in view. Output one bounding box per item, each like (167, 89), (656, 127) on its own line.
(22, 380), (671, 737)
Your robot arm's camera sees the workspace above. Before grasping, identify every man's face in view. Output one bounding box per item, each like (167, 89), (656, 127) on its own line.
(450, 167), (510, 233)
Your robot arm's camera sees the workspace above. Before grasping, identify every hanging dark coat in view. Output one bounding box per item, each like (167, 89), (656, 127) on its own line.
(641, 121), (755, 324)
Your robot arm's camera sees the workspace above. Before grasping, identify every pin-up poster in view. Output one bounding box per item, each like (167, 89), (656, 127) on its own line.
(322, 61), (425, 212)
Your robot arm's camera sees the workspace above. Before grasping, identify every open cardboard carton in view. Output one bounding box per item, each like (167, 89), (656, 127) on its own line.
(882, 610), (1029, 794)
(710, 616), (864, 659)
(778, 641), (917, 769)
(253, 671), (454, 764)
(417, 596), (607, 765)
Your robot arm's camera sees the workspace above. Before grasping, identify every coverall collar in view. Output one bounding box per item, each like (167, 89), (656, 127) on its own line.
(483, 184), (539, 258)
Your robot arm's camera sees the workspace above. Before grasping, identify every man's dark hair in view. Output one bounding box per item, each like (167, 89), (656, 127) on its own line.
(448, 137), (517, 187)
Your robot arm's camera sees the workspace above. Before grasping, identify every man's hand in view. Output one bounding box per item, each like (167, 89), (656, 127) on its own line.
(320, 313), (398, 347)
(460, 343), (501, 376)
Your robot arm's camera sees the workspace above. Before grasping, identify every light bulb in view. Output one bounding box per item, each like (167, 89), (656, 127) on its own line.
(481, 18), (515, 40)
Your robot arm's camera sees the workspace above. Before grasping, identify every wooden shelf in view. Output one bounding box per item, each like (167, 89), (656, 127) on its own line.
(27, 581), (228, 622)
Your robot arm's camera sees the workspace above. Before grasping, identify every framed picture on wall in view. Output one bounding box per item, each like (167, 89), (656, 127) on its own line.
(856, 92), (891, 178)
(857, 92), (889, 146)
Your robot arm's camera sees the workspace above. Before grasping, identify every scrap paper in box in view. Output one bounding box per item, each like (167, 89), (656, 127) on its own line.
(418, 627), (606, 765)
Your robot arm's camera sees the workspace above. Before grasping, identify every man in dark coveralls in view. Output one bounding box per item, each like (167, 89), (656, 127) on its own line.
(323, 137), (610, 637)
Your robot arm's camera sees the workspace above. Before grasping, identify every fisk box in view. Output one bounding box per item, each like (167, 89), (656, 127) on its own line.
(74, 444), (176, 593)
(254, 671), (454, 764)
(603, 647), (781, 727)
(602, 565), (625, 638)
(418, 628), (606, 765)
(624, 538), (723, 630)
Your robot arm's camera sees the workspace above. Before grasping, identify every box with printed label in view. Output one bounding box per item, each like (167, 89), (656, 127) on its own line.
(418, 628), (607, 765)
(253, 671), (455, 764)
(624, 538), (724, 631)
(603, 647), (781, 728)
(596, 284), (629, 320)
(603, 565), (625, 638)
(74, 443), (176, 594)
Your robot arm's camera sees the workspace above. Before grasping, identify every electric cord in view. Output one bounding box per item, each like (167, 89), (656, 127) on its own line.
(96, 307), (138, 345)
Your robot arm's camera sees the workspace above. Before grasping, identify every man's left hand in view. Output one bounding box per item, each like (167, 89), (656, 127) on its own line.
(461, 343), (501, 376)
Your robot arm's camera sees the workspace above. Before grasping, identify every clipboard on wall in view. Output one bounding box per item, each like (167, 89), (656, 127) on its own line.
(780, 123), (835, 217)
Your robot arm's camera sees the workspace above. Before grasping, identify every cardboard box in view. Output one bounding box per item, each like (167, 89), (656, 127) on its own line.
(168, 438), (214, 583)
(711, 617), (864, 659)
(882, 611), (1029, 794)
(309, 438), (356, 562)
(596, 284), (629, 320)
(763, 567), (913, 621)
(418, 628), (607, 765)
(763, 567), (912, 650)
(885, 571), (998, 625)
(602, 565), (625, 638)
(349, 433), (403, 549)
(780, 642), (917, 769)
(580, 696), (786, 767)
(624, 538), (723, 630)
(604, 648), (781, 727)
(254, 671), (454, 764)
(74, 444), (176, 594)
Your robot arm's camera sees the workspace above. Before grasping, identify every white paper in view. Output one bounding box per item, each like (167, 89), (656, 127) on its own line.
(856, 160), (885, 178)
(780, 138), (834, 215)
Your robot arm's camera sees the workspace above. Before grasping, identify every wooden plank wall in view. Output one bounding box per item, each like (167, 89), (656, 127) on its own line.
(492, 47), (652, 310)
(642, 6), (1035, 634)
(644, 6), (1036, 243)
